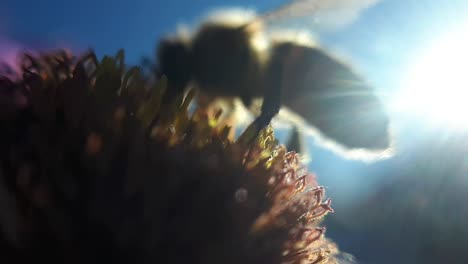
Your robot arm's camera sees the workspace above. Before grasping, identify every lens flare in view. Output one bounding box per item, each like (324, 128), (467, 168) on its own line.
(393, 22), (468, 129)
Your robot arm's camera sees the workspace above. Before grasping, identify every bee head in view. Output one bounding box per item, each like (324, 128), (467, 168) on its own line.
(157, 37), (192, 99)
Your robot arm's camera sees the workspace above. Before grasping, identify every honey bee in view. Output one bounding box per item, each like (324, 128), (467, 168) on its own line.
(156, 0), (392, 155)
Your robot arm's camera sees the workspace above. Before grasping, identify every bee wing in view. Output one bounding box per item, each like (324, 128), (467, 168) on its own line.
(253, 0), (378, 31)
(275, 43), (390, 150)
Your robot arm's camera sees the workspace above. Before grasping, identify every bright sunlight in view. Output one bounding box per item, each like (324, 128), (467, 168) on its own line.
(392, 22), (468, 129)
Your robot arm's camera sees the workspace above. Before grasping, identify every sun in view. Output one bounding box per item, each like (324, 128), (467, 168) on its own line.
(392, 23), (468, 129)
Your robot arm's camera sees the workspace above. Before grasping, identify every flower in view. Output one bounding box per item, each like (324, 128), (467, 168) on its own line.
(0, 49), (338, 263)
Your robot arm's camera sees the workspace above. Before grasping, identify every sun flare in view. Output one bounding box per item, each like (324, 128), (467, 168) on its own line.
(393, 23), (468, 129)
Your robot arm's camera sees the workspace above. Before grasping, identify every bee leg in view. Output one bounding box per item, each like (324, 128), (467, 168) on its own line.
(286, 125), (310, 164)
(250, 62), (283, 140)
(252, 98), (279, 134)
(286, 125), (302, 153)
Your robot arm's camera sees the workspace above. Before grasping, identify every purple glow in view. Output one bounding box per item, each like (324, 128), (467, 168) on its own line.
(0, 36), (24, 76)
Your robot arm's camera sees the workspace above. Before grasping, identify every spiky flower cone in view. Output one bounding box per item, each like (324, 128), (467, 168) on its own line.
(0, 49), (338, 264)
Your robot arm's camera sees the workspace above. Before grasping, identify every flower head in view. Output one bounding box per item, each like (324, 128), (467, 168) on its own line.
(0, 49), (339, 263)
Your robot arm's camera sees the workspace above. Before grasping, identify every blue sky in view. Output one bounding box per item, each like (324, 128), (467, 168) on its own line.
(1, 0), (467, 92)
(0, 0), (278, 61)
(1, 0), (466, 65)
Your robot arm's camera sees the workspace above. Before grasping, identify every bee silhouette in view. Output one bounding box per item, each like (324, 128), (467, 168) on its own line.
(156, 0), (392, 154)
